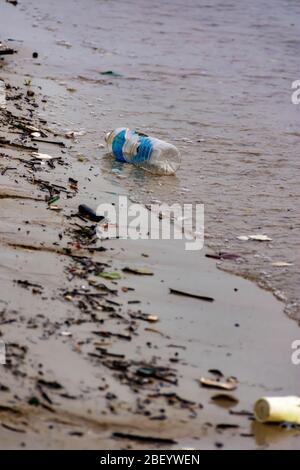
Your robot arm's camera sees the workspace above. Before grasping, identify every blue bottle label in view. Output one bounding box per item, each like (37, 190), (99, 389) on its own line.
(112, 129), (127, 162)
(112, 129), (153, 164)
(131, 136), (153, 163)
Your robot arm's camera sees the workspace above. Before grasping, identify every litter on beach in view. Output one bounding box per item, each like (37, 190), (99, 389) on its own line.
(271, 261), (293, 267)
(105, 128), (181, 175)
(31, 152), (59, 161)
(237, 234), (272, 242)
(169, 288), (214, 302)
(123, 266), (154, 275)
(254, 396), (300, 424)
(98, 271), (122, 280)
(199, 376), (238, 391)
(1, 0), (299, 453)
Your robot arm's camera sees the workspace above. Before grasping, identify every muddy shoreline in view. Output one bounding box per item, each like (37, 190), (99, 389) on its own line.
(0, 3), (300, 450)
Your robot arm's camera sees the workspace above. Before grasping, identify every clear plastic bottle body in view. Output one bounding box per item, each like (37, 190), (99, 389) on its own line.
(105, 128), (180, 175)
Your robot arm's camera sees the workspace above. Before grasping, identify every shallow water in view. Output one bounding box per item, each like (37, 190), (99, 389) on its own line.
(2, 0), (300, 318)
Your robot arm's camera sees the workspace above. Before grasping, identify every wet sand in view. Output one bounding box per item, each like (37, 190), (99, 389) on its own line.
(1, 0), (299, 318)
(0, 0), (300, 450)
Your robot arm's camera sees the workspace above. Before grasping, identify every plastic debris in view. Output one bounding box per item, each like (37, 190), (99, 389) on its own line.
(254, 396), (300, 424)
(249, 234), (272, 241)
(98, 272), (122, 280)
(48, 195), (60, 206)
(56, 40), (72, 48)
(105, 128), (181, 175)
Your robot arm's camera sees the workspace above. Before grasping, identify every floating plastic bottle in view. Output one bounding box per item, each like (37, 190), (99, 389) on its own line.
(105, 128), (181, 175)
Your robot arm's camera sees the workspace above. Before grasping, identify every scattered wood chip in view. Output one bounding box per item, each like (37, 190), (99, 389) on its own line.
(144, 327), (166, 337)
(216, 423), (239, 430)
(37, 379), (63, 390)
(199, 376), (237, 391)
(229, 409), (253, 417)
(123, 266), (153, 275)
(92, 331), (131, 341)
(1, 423), (26, 433)
(130, 312), (158, 323)
(112, 432), (177, 445)
(169, 288), (214, 302)
(0, 43), (16, 55)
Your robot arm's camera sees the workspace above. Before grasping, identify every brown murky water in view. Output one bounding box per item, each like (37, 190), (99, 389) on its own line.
(2, 0), (300, 318)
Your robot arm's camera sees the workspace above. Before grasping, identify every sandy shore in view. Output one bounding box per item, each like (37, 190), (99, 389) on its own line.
(0, 3), (299, 450)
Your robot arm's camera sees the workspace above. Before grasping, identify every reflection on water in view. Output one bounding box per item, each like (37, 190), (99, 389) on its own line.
(252, 420), (300, 447)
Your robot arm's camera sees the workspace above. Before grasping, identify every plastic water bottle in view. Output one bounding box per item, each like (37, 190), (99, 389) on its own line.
(105, 128), (181, 175)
